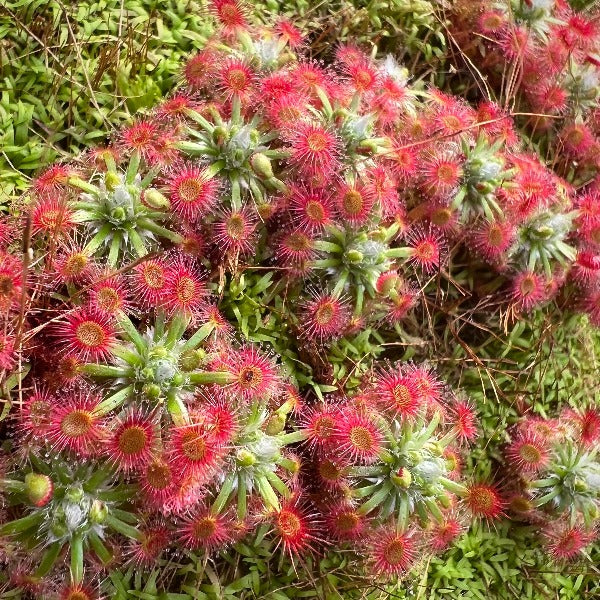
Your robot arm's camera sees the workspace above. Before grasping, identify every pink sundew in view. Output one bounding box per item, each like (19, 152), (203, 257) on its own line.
(179, 507), (232, 552)
(449, 400), (478, 442)
(386, 139), (418, 182)
(571, 251), (600, 286)
(275, 18), (304, 48)
(128, 523), (171, 567)
(88, 271), (130, 316)
(218, 58), (255, 101)
(0, 252), (23, 311)
(496, 25), (532, 61)
(33, 164), (76, 196)
(169, 422), (224, 480)
(472, 220), (515, 263)
(287, 121), (341, 182)
(54, 308), (117, 361)
(528, 82), (569, 116)
(559, 123), (596, 158)
(155, 93), (198, 121)
(163, 256), (207, 319)
(374, 368), (422, 419)
(563, 408), (600, 447)
(47, 392), (105, 456)
(476, 101), (518, 146)
(270, 497), (321, 557)
(121, 121), (161, 159)
(315, 454), (351, 489)
(210, 0), (249, 36)
(301, 402), (342, 452)
(345, 58), (378, 94)
(167, 165), (220, 221)
(260, 72), (296, 98)
(300, 293), (350, 342)
(31, 197), (75, 237)
(334, 409), (384, 464)
(0, 333), (15, 371)
(265, 92), (309, 129)
(221, 346), (280, 402)
(544, 523), (595, 561)
(202, 402), (238, 447)
(429, 515), (464, 552)
(506, 432), (550, 474)
(292, 62), (330, 96)
(465, 483), (505, 521)
(420, 152), (464, 198)
(384, 284), (419, 324)
(325, 502), (368, 541)
(429, 102), (476, 137)
(369, 526), (420, 576)
(106, 409), (159, 473)
(405, 226), (447, 274)
(54, 247), (93, 285)
(477, 10), (506, 36)
(364, 166), (401, 216)
(212, 207), (258, 257)
(335, 182), (376, 226)
(184, 49), (219, 89)
(289, 185), (335, 232)
(277, 229), (316, 266)
(510, 271), (548, 312)
(140, 457), (181, 511)
(131, 258), (170, 308)
(406, 364), (444, 406)
(18, 389), (54, 438)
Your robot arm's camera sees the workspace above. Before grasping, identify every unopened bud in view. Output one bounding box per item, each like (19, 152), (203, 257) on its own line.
(65, 486), (84, 503)
(105, 171), (122, 192)
(212, 126), (228, 145)
(145, 188), (171, 210)
(111, 207), (126, 221)
(236, 449), (256, 467)
(346, 250), (363, 263)
(143, 384), (162, 399)
(250, 153), (274, 179)
(391, 468), (412, 489)
(25, 473), (53, 507)
(179, 349), (203, 372)
(438, 492), (452, 509)
(89, 500), (108, 524)
(264, 413), (286, 436)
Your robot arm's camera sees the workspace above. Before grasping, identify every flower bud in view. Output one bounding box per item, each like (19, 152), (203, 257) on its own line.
(346, 249), (363, 263)
(65, 485), (84, 503)
(212, 126), (228, 145)
(250, 153), (274, 179)
(110, 207), (126, 221)
(391, 468), (412, 489)
(89, 499), (108, 524)
(143, 384), (162, 399)
(264, 413), (286, 436)
(145, 188), (171, 210)
(179, 349), (203, 372)
(236, 449), (257, 467)
(172, 372), (185, 386)
(105, 171), (122, 192)
(24, 473), (53, 507)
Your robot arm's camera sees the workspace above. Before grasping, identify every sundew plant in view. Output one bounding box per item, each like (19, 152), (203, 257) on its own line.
(1, 0), (600, 598)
